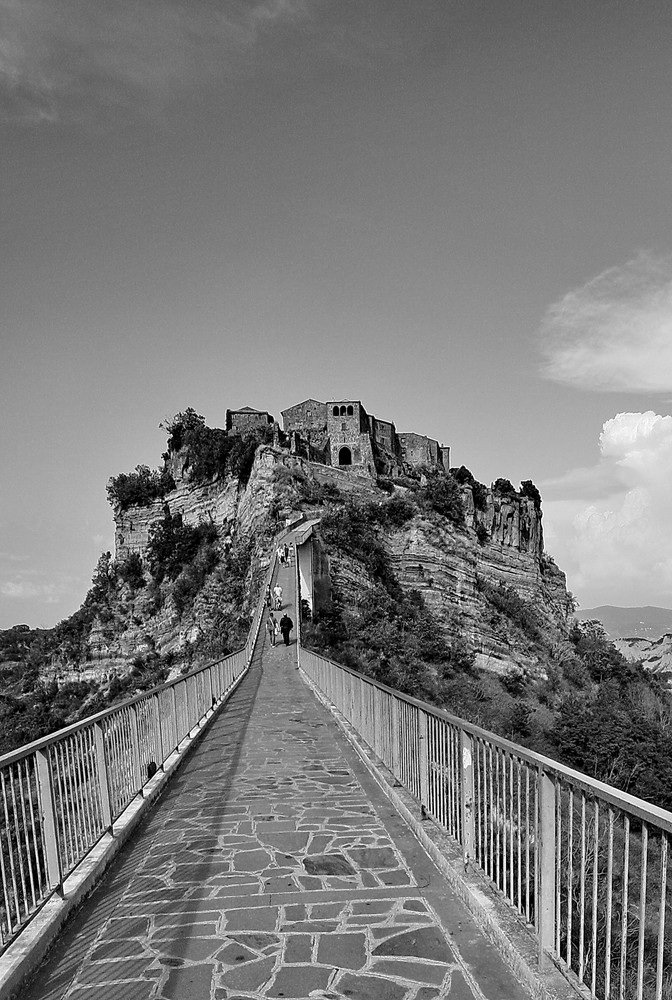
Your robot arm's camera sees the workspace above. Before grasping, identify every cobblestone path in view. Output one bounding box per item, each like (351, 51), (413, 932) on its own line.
(18, 556), (526, 1000)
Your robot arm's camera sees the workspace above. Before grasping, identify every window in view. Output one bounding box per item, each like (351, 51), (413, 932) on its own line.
(333, 406), (339, 416)
(338, 446), (352, 466)
(340, 405), (346, 416)
(347, 405), (354, 416)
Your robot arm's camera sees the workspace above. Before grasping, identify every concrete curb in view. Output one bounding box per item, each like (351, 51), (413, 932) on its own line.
(299, 668), (581, 1000)
(0, 665), (250, 1000)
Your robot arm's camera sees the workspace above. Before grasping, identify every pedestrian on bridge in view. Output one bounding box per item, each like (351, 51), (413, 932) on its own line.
(279, 613), (293, 646)
(266, 613), (278, 647)
(273, 584), (283, 610)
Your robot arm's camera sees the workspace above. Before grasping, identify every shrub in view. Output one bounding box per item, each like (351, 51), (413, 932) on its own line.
(451, 466), (488, 510)
(117, 553), (146, 591)
(418, 474), (464, 526)
(162, 408), (273, 485)
(147, 507), (218, 584)
(107, 466), (175, 511)
(492, 477), (517, 498)
(520, 479), (542, 511)
(475, 522), (489, 545)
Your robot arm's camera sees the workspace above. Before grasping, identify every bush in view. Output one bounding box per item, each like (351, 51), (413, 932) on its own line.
(419, 474), (464, 526)
(475, 522), (489, 544)
(147, 507), (218, 584)
(107, 466), (175, 511)
(451, 466), (488, 510)
(520, 480), (542, 511)
(117, 553), (146, 591)
(492, 477), (517, 498)
(162, 408), (273, 485)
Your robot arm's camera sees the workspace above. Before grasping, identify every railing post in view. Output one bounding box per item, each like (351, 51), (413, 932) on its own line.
(93, 722), (113, 833)
(35, 749), (62, 892)
(153, 693), (164, 765)
(130, 704), (142, 795)
(391, 698), (401, 781)
(170, 685), (178, 749)
(460, 731), (475, 868)
(538, 768), (557, 968)
(418, 711), (430, 810)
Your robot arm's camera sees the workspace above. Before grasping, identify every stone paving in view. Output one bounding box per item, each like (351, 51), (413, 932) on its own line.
(18, 554), (527, 1000)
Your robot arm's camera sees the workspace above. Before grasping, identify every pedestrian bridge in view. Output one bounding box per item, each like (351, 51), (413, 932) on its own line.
(0, 524), (669, 1000)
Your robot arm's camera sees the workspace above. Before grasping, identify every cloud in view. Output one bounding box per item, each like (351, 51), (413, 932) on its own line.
(542, 411), (672, 607)
(0, 0), (315, 123)
(540, 253), (672, 392)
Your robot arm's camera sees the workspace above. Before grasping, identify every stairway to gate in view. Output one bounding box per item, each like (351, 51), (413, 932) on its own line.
(9, 532), (540, 1000)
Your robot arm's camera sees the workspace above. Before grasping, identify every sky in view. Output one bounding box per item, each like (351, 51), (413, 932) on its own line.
(3, 0), (672, 628)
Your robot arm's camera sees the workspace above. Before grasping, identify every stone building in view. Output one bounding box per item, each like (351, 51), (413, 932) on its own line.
(280, 397), (448, 477)
(225, 406), (274, 434)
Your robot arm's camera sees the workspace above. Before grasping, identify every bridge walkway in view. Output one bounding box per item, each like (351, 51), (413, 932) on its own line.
(17, 549), (526, 1000)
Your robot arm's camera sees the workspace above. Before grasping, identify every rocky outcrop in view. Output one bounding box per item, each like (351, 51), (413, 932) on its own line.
(614, 634), (672, 674)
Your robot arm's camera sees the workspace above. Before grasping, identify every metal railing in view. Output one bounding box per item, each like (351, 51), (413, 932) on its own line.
(298, 648), (672, 1000)
(0, 536), (282, 954)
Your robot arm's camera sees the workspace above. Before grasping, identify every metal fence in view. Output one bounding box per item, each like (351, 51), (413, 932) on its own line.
(298, 648), (672, 1000)
(0, 537), (281, 954)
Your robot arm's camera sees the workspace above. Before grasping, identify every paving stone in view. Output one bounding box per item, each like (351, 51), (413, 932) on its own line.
(377, 870), (411, 886)
(220, 955), (276, 992)
(230, 932), (281, 951)
(347, 847), (400, 869)
(351, 900), (394, 915)
(224, 907), (279, 931)
(105, 916), (151, 938)
(156, 936), (222, 962)
(215, 940), (259, 965)
(232, 848), (273, 872)
(89, 939), (148, 961)
(303, 853), (355, 876)
(284, 934), (313, 963)
(337, 972), (407, 1000)
(372, 927), (454, 963)
(76, 959), (155, 985)
(160, 963), (215, 998)
(402, 900), (427, 912)
(372, 959), (450, 984)
(267, 964), (333, 997)
(316, 932), (367, 970)
(68, 983), (154, 1000)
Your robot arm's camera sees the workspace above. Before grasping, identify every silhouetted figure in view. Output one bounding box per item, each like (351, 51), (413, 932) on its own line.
(279, 613), (293, 646)
(266, 613), (278, 647)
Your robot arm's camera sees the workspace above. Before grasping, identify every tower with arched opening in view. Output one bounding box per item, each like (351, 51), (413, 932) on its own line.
(325, 400), (376, 473)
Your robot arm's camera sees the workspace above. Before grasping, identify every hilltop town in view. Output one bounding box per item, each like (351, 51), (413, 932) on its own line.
(223, 398), (449, 479)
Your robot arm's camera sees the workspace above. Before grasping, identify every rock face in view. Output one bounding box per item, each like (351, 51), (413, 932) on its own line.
(614, 634), (672, 674)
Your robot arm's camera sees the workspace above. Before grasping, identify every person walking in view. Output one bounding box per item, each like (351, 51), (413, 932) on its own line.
(273, 584), (283, 610)
(277, 545), (285, 566)
(279, 613), (293, 646)
(266, 613), (277, 647)
(265, 584), (272, 609)
(283, 543), (290, 564)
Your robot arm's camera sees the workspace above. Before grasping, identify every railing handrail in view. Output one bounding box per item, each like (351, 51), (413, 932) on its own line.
(300, 647), (672, 835)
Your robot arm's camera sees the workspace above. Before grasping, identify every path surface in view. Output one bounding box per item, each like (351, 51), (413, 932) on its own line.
(18, 551), (526, 1000)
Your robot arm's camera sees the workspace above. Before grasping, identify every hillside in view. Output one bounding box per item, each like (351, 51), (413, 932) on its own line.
(577, 604), (672, 639)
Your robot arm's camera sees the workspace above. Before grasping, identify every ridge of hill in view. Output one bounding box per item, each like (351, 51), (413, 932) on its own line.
(577, 605), (672, 640)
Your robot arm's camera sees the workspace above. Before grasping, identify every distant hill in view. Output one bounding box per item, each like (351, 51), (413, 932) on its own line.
(577, 605), (672, 640)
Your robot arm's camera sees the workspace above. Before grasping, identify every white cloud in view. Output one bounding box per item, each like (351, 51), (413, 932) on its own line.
(0, 0), (316, 123)
(540, 253), (672, 392)
(542, 411), (672, 607)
